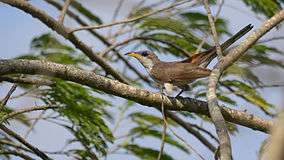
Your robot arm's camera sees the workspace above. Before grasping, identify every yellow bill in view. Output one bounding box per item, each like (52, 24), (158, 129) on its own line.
(126, 52), (141, 58)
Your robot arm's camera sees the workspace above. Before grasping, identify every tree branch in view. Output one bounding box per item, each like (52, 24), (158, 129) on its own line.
(0, 124), (51, 160)
(58, 0), (72, 25)
(1, 84), (17, 109)
(206, 9), (284, 160)
(69, 0), (192, 33)
(203, 0), (223, 58)
(261, 111), (284, 160)
(1, 105), (57, 123)
(0, 59), (272, 133)
(0, 0), (129, 84)
(0, 150), (34, 160)
(204, 1), (231, 158)
(43, 0), (150, 83)
(166, 111), (217, 152)
(0, 76), (54, 86)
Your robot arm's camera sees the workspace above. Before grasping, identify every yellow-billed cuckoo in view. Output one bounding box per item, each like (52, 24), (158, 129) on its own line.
(126, 24), (253, 96)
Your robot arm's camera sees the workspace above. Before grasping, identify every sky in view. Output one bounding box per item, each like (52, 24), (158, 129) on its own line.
(0, 0), (284, 160)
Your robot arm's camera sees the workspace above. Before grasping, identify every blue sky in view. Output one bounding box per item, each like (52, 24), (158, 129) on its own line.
(1, 0), (283, 159)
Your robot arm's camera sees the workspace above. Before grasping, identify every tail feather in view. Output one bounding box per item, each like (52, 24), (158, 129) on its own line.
(182, 24), (253, 67)
(221, 24), (253, 50)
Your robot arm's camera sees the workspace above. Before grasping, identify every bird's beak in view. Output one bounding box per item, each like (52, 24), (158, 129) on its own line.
(125, 52), (141, 58)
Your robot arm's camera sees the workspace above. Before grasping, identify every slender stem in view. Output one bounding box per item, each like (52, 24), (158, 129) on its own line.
(70, 0), (191, 33)
(1, 105), (57, 124)
(157, 88), (167, 160)
(1, 84), (17, 109)
(58, 0), (72, 25)
(0, 124), (52, 160)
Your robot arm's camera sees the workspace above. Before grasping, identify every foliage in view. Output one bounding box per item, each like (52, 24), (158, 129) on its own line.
(17, 33), (90, 66)
(1, 0), (284, 159)
(42, 80), (113, 158)
(70, 0), (102, 24)
(241, 0), (283, 18)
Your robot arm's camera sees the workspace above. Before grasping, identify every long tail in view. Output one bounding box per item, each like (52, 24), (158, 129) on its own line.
(182, 24), (253, 67)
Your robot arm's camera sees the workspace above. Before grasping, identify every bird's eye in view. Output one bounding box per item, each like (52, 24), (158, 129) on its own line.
(141, 51), (149, 57)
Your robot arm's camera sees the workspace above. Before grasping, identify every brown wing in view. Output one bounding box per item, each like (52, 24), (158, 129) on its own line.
(151, 62), (211, 84)
(180, 48), (216, 66)
(166, 63), (211, 81)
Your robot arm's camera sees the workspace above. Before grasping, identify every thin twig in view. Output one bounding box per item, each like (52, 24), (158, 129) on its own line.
(157, 88), (167, 160)
(108, 0), (125, 38)
(2, 0), (130, 84)
(100, 36), (191, 58)
(1, 84), (17, 109)
(44, 0), (149, 84)
(0, 124), (51, 160)
(0, 76), (54, 86)
(168, 127), (206, 160)
(58, 0), (72, 25)
(194, 0), (224, 55)
(257, 36), (284, 43)
(166, 111), (218, 152)
(0, 150), (34, 160)
(203, 0), (223, 58)
(1, 105), (57, 124)
(70, 0), (191, 33)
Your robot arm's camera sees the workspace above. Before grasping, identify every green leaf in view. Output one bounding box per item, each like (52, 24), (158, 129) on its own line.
(242, 0), (282, 18)
(41, 80), (113, 156)
(241, 45), (284, 68)
(195, 92), (237, 106)
(129, 112), (177, 126)
(139, 17), (212, 50)
(16, 33), (90, 65)
(181, 12), (230, 35)
(217, 94), (237, 106)
(224, 64), (262, 85)
(123, 144), (175, 160)
(130, 127), (190, 154)
(30, 33), (74, 52)
(0, 107), (31, 127)
(70, 1), (102, 24)
(222, 80), (275, 111)
(226, 123), (238, 135)
(128, 7), (153, 19)
(143, 33), (196, 56)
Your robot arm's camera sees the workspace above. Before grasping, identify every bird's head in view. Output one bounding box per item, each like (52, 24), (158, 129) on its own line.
(125, 50), (159, 71)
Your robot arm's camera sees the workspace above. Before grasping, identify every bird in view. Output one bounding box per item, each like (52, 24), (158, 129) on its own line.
(126, 24), (253, 96)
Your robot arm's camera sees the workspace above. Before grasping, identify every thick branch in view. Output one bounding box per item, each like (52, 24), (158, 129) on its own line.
(204, 1), (231, 158)
(207, 9), (284, 160)
(0, 76), (54, 86)
(261, 111), (284, 160)
(44, 0), (150, 83)
(0, 59), (272, 133)
(0, 0), (129, 84)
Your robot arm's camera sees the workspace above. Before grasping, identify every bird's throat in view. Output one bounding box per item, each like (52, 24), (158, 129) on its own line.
(140, 58), (155, 71)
